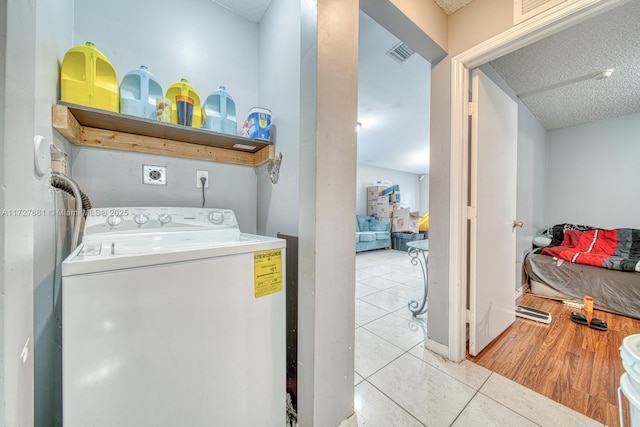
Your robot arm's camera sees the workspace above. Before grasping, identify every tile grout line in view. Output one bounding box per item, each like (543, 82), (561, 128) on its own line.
(360, 348), (429, 427)
(465, 373), (547, 427)
(445, 373), (517, 427)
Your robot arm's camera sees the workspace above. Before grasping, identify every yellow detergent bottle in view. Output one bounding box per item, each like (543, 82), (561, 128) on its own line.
(60, 42), (119, 112)
(165, 79), (202, 128)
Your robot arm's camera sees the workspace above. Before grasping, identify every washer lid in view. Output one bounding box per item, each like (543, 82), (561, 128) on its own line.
(62, 233), (285, 277)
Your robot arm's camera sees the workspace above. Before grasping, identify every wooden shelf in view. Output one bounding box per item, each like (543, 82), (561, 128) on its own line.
(52, 102), (274, 166)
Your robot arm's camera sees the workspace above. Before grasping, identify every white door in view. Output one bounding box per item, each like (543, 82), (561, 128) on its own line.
(468, 68), (518, 357)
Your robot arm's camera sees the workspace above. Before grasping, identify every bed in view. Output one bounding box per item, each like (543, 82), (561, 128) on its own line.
(523, 224), (640, 319)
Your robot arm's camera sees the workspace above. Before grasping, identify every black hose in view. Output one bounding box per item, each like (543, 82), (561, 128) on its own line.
(50, 175), (92, 215)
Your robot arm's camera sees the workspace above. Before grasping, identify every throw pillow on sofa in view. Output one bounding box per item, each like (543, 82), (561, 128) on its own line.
(369, 221), (389, 231)
(356, 215), (371, 232)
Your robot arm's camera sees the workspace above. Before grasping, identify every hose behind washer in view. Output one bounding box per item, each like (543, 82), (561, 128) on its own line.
(50, 174), (92, 214)
(50, 173), (92, 251)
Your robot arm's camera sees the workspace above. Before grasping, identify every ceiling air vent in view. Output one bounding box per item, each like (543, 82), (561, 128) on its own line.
(386, 42), (415, 64)
(514, 0), (567, 24)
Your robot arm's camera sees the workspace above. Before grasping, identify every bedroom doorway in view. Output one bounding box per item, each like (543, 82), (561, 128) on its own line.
(448, 0), (628, 363)
(448, 0), (634, 424)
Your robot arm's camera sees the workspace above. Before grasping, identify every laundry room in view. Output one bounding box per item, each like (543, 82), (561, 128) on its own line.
(25, 0), (306, 425)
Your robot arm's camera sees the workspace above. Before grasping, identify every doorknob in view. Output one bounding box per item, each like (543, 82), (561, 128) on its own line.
(513, 221), (524, 230)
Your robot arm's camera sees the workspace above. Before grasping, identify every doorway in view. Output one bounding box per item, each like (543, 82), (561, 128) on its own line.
(449, 0), (628, 364)
(451, 0), (635, 424)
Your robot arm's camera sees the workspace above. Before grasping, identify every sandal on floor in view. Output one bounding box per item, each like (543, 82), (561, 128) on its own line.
(571, 312), (588, 325)
(590, 318), (608, 331)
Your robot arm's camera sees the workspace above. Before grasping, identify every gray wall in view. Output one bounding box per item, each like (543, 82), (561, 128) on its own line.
(2, 0), (38, 425)
(34, 0), (74, 425)
(256, 0), (300, 238)
(70, 149), (259, 233)
(515, 98), (548, 285)
(356, 164), (424, 216)
(0, 1), (6, 420)
(419, 173), (430, 214)
(73, 0), (260, 119)
(297, 0), (319, 422)
(297, 0), (358, 424)
(71, 0), (261, 232)
(546, 112), (640, 229)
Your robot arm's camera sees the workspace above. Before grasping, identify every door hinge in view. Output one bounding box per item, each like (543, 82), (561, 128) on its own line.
(468, 102), (476, 116)
(466, 206), (476, 220)
(466, 309), (471, 323)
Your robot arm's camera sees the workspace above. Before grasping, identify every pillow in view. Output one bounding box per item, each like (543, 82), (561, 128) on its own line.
(356, 216), (370, 232)
(532, 236), (552, 247)
(370, 221), (388, 231)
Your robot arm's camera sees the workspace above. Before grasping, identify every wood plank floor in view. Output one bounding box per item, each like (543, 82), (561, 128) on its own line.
(467, 293), (640, 427)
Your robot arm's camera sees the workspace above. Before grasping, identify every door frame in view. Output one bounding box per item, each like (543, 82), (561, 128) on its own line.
(448, 0), (626, 362)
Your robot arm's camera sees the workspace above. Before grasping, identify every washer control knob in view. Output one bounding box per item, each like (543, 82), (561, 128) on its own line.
(106, 214), (124, 227)
(133, 213), (149, 226)
(208, 210), (224, 224)
(158, 214), (172, 225)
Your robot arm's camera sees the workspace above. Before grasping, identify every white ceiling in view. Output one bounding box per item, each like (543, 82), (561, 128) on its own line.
(357, 12), (431, 174)
(211, 0), (272, 22)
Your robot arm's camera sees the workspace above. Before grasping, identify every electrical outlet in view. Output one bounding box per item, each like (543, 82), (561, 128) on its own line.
(143, 165), (167, 185)
(196, 170), (209, 188)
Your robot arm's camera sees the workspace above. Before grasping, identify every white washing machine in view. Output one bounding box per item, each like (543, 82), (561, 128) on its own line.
(62, 207), (286, 426)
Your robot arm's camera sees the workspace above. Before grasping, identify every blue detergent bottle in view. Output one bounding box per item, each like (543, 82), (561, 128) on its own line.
(202, 86), (237, 135)
(119, 65), (164, 119)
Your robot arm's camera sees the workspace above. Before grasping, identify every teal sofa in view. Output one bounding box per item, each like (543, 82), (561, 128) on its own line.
(356, 215), (391, 252)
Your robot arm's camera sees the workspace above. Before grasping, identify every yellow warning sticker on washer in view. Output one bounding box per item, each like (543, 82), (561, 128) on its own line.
(254, 249), (282, 298)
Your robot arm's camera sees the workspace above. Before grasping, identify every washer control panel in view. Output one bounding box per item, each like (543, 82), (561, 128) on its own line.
(83, 207), (239, 238)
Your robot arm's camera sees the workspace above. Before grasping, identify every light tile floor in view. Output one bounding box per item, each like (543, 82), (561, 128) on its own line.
(354, 249), (604, 427)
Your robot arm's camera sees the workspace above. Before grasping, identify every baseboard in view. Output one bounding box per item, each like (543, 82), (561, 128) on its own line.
(337, 412), (358, 427)
(424, 337), (449, 359)
(515, 286), (523, 300)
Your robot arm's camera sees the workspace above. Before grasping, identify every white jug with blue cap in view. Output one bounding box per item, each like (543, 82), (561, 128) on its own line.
(119, 65), (163, 119)
(202, 86), (237, 135)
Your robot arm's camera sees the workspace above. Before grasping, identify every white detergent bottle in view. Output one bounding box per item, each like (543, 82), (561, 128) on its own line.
(202, 86), (237, 135)
(119, 65), (164, 119)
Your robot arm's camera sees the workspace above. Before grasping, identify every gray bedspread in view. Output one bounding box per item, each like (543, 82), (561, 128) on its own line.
(524, 253), (640, 319)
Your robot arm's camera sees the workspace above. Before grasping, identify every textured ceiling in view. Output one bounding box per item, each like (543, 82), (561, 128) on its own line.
(434, 0), (475, 15)
(490, 0), (640, 130)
